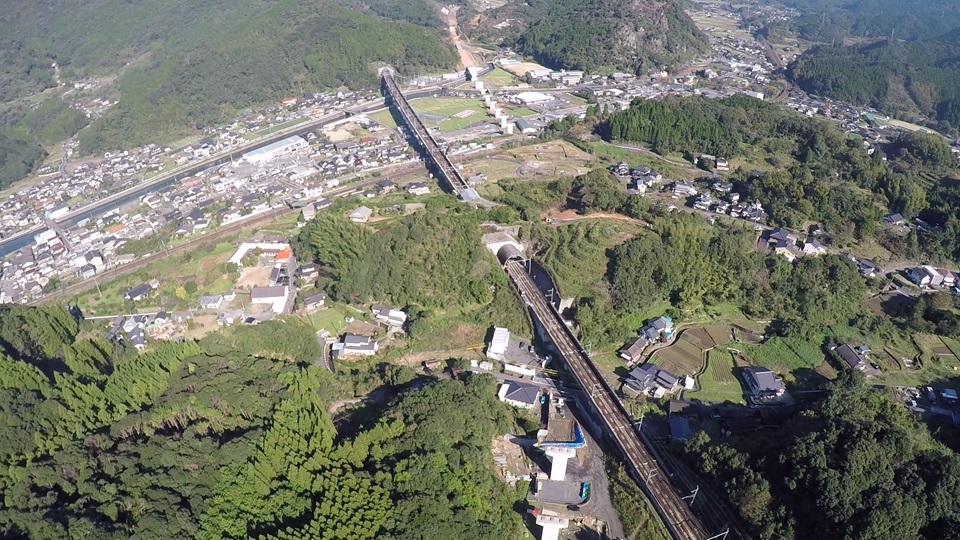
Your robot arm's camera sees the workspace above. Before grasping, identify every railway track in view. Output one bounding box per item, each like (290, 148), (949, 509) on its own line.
(505, 260), (747, 540)
(380, 71), (472, 196)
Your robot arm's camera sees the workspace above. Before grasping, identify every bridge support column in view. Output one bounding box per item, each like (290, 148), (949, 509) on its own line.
(544, 446), (577, 481)
(535, 515), (570, 540)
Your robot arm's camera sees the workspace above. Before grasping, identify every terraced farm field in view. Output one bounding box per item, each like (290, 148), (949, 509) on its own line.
(690, 349), (745, 404)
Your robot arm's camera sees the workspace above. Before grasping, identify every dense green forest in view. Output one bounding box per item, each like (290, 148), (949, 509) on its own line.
(787, 39), (960, 132)
(0, 304), (529, 539)
(683, 373), (960, 539)
(765, 0), (960, 43)
(471, 0), (708, 72)
(0, 131), (47, 188)
(0, 0), (455, 155)
(295, 208), (531, 333)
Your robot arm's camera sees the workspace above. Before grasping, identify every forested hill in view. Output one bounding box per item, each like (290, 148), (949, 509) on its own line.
(0, 0), (456, 155)
(767, 0), (960, 43)
(786, 37), (960, 132)
(470, 0), (709, 72)
(0, 304), (528, 539)
(683, 373), (960, 539)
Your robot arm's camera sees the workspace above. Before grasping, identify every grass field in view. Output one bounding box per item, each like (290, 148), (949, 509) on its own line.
(742, 337), (825, 372)
(75, 240), (241, 316)
(480, 67), (516, 86)
(366, 110), (398, 129)
(509, 107), (538, 117)
(410, 97), (486, 119)
(406, 97), (489, 133)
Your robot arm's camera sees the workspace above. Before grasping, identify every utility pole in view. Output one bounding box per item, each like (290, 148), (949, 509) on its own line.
(682, 485), (699, 507)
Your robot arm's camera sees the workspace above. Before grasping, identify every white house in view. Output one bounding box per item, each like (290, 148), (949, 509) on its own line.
(497, 380), (540, 408)
(349, 206), (373, 223)
(250, 286), (288, 313)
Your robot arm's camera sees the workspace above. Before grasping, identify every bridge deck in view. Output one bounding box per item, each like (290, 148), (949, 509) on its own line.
(504, 259), (749, 540)
(380, 71), (474, 198)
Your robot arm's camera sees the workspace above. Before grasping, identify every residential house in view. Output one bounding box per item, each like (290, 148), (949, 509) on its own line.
(200, 294), (224, 310)
(375, 179), (396, 195)
(858, 259), (878, 278)
(908, 266), (943, 286)
(801, 237), (827, 256)
(835, 343), (869, 371)
(298, 263), (320, 279)
(126, 327), (146, 351)
(372, 305), (408, 328)
(672, 181), (698, 198)
(639, 317), (674, 344)
(331, 334), (379, 359)
(883, 213), (905, 226)
(774, 244), (800, 263)
(349, 206), (373, 223)
(124, 283), (153, 302)
(79, 264), (97, 279)
(497, 380), (540, 408)
(302, 293), (326, 312)
(618, 337), (646, 363)
(623, 363), (679, 398)
(405, 182), (431, 196)
(742, 367), (786, 398)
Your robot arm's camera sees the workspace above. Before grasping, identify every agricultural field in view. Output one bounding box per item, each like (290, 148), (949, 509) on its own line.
(461, 140), (597, 185)
(651, 333), (705, 377)
(689, 349), (745, 405)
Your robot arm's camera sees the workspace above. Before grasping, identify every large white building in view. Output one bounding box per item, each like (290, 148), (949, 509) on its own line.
(242, 135), (308, 164)
(487, 327), (510, 361)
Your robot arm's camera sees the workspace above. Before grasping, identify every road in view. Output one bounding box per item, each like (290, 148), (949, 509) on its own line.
(504, 259), (747, 540)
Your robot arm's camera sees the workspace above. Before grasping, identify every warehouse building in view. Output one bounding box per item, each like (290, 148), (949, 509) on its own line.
(242, 135), (308, 164)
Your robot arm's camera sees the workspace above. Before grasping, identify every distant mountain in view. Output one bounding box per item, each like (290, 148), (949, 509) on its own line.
(0, 0), (456, 157)
(768, 0), (960, 43)
(786, 33), (960, 132)
(468, 0), (709, 72)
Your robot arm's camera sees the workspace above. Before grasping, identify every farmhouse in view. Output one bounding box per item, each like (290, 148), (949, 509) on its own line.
(742, 366), (785, 398)
(623, 363), (679, 398)
(332, 334), (379, 359)
(372, 305), (407, 328)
